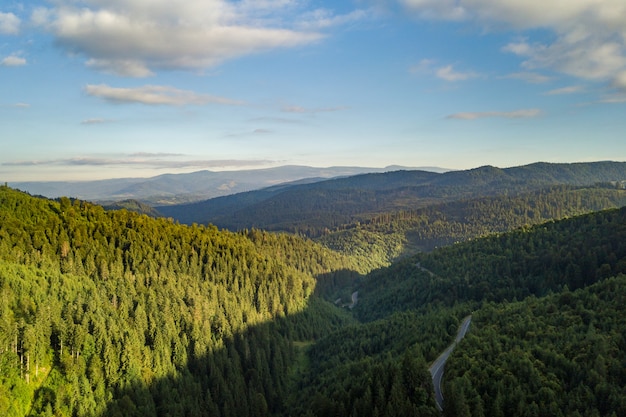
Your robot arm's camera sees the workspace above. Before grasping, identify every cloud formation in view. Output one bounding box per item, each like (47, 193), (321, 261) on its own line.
(435, 65), (479, 81)
(0, 12), (20, 34)
(447, 108), (542, 120)
(401, 0), (467, 21)
(543, 86), (583, 96)
(1, 55), (26, 67)
(2, 103), (30, 108)
(31, 0), (339, 77)
(411, 59), (479, 81)
(401, 0), (626, 90)
(297, 9), (369, 30)
(3, 155), (274, 170)
(500, 72), (552, 84)
(84, 84), (243, 106)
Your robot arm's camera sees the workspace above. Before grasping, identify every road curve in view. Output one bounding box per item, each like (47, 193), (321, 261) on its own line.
(348, 291), (358, 309)
(428, 315), (472, 411)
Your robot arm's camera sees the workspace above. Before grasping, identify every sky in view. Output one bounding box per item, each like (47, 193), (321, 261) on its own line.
(2, 0), (626, 181)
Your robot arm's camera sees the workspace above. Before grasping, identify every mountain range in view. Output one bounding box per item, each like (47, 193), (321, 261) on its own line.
(156, 161), (626, 229)
(9, 165), (444, 204)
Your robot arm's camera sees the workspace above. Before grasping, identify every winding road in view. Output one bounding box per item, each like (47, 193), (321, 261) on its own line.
(349, 291), (358, 309)
(428, 315), (472, 411)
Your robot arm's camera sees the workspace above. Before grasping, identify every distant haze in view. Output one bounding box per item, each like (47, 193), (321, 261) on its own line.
(10, 165), (449, 204)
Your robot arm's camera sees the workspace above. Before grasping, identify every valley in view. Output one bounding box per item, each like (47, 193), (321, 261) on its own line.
(1, 161), (626, 416)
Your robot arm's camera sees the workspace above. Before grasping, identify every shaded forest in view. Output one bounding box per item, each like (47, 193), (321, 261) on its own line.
(443, 276), (626, 417)
(318, 185), (626, 269)
(156, 161), (626, 233)
(157, 162), (626, 270)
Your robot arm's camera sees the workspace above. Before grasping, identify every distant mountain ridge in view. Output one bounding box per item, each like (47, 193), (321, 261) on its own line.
(8, 165), (443, 204)
(156, 161), (626, 230)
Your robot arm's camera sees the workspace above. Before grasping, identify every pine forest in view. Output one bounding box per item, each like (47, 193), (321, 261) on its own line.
(1, 165), (626, 417)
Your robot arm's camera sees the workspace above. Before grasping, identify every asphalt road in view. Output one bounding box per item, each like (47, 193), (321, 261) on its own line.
(349, 291), (358, 309)
(429, 315), (472, 411)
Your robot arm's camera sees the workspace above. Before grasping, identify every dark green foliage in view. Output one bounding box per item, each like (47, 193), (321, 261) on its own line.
(356, 205), (626, 322)
(158, 161), (626, 234)
(102, 199), (162, 217)
(4, 179), (626, 417)
(444, 276), (626, 417)
(159, 163), (626, 270)
(0, 186), (363, 416)
(321, 184), (626, 263)
(354, 203), (626, 416)
(283, 303), (473, 417)
(415, 206), (626, 302)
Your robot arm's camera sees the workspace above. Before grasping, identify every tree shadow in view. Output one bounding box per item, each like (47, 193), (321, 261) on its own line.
(93, 295), (351, 417)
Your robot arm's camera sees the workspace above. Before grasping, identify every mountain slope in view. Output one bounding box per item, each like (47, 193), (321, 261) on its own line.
(10, 165), (430, 204)
(3, 185), (626, 417)
(286, 206), (626, 417)
(158, 161), (626, 230)
(0, 186), (363, 416)
(355, 205), (626, 321)
(317, 185), (626, 269)
(443, 276), (626, 416)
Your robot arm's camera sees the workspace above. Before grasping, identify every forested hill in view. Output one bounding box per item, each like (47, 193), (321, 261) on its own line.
(3, 185), (626, 416)
(0, 186), (363, 416)
(159, 161), (626, 271)
(356, 205), (626, 321)
(157, 161), (626, 232)
(347, 206), (626, 416)
(318, 185), (626, 270)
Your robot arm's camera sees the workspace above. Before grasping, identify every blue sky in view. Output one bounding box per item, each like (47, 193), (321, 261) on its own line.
(2, 0), (626, 181)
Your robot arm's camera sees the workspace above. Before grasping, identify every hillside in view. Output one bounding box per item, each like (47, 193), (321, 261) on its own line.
(284, 207), (626, 416)
(0, 186), (363, 416)
(2, 184), (626, 417)
(318, 184), (626, 269)
(158, 161), (626, 231)
(444, 276), (626, 416)
(158, 162), (626, 270)
(344, 206), (626, 416)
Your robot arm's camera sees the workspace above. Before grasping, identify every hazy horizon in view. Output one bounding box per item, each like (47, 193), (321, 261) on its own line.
(2, 1), (626, 181)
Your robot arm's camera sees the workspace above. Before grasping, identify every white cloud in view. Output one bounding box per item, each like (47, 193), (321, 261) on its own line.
(505, 38), (626, 81)
(502, 41), (533, 56)
(411, 59), (479, 81)
(401, 0), (467, 21)
(84, 84), (244, 106)
(501, 72), (552, 84)
(543, 86), (583, 95)
(4, 156), (274, 170)
(409, 58), (437, 74)
(1, 55), (26, 67)
(12, 103), (30, 108)
(0, 12), (20, 34)
(31, 0), (335, 77)
(400, 0), (626, 90)
(598, 94), (626, 104)
(447, 108), (542, 120)
(86, 59), (154, 78)
(297, 8), (369, 30)
(611, 71), (626, 91)
(435, 65), (479, 81)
